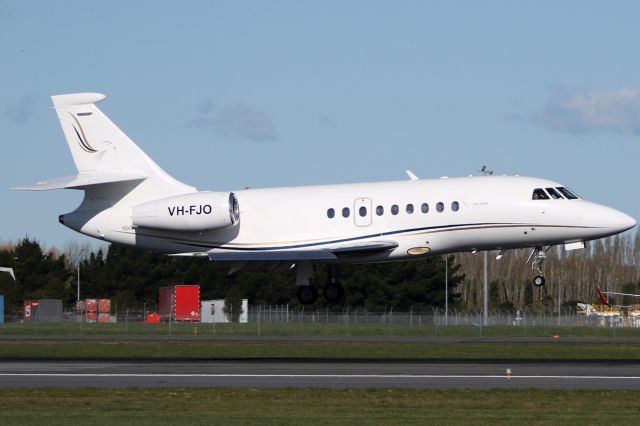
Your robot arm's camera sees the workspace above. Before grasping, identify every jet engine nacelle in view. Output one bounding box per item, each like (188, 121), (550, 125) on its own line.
(132, 191), (239, 232)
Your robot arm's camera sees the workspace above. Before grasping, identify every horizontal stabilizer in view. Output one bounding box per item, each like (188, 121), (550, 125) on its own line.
(14, 173), (147, 191)
(207, 250), (337, 262)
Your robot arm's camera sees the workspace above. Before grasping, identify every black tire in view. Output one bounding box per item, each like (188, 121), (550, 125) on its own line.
(323, 282), (344, 303)
(533, 275), (545, 287)
(297, 286), (318, 305)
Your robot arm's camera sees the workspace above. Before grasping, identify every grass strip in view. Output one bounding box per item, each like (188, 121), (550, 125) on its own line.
(2, 322), (640, 338)
(1, 340), (640, 359)
(0, 388), (638, 425)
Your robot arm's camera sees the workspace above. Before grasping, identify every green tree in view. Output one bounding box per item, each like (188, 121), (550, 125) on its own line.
(223, 286), (243, 322)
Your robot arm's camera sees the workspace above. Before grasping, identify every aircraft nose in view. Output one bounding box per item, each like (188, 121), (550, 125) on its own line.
(614, 210), (637, 233)
(598, 206), (637, 234)
(580, 203), (636, 238)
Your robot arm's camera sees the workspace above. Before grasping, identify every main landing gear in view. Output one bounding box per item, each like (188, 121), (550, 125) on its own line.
(527, 246), (549, 287)
(295, 262), (344, 305)
(296, 285), (319, 305)
(323, 266), (344, 304)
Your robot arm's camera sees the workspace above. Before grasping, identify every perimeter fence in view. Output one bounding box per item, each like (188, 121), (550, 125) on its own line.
(247, 305), (638, 329)
(1, 305), (639, 338)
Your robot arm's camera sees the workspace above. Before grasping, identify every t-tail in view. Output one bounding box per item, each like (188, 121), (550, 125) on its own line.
(18, 93), (194, 196)
(596, 288), (610, 306)
(17, 93), (239, 247)
(15, 93), (223, 244)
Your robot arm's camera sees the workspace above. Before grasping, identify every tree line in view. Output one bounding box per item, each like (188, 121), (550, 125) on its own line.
(1, 232), (638, 314)
(456, 232), (640, 311)
(0, 239), (461, 314)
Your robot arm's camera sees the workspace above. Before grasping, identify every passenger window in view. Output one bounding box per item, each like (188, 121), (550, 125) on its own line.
(327, 208), (335, 218)
(546, 187), (563, 199)
(532, 188), (550, 200)
(436, 202), (444, 212)
(391, 205), (399, 215)
(376, 205), (384, 216)
(451, 201), (459, 211)
(421, 203), (429, 213)
(342, 207), (350, 218)
(406, 204), (414, 214)
(556, 187), (579, 199)
(359, 206), (367, 217)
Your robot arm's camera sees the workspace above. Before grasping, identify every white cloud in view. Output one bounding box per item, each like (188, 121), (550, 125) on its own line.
(516, 88), (640, 135)
(3, 94), (37, 125)
(188, 99), (279, 142)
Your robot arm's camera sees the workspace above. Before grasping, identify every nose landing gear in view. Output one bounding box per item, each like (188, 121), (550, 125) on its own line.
(533, 275), (546, 287)
(527, 246), (549, 287)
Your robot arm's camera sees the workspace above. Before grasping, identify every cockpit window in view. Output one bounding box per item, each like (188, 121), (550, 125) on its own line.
(532, 188), (549, 200)
(545, 187), (564, 199)
(556, 187), (579, 199)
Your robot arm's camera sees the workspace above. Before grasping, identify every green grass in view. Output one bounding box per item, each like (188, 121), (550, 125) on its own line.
(0, 388), (638, 425)
(1, 340), (640, 359)
(2, 321), (640, 338)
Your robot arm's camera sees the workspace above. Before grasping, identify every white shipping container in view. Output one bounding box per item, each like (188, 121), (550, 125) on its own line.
(201, 299), (248, 323)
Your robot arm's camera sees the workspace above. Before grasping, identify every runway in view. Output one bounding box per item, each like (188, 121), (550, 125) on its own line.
(1, 360), (639, 389)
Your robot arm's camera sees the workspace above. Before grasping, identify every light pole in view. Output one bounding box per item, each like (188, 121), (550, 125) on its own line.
(445, 256), (448, 326)
(478, 165), (493, 327)
(483, 251), (488, 326)
(77, 249), (84, 302)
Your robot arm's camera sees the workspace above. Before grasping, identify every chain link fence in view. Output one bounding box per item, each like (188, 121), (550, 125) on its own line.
(1, 305), (638, 337)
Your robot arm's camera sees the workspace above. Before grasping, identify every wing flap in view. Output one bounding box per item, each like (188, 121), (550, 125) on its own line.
(329, 240), (398, 256)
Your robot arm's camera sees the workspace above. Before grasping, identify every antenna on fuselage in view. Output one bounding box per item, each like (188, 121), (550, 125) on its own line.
(479, 165), (494, 176)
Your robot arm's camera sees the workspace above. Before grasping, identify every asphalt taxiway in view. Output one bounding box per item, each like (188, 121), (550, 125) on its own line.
(1, 359), (639, 389)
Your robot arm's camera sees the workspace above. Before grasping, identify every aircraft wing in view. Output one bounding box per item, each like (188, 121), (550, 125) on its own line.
(207, 250), (337, 261)
(172, 240), (398, 262)
(14, 173), (147, 191)
(0, 267), (15, 280)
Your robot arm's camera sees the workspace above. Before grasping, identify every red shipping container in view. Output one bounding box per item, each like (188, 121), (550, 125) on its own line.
(23, 300), (39, 321)
(98, 313), (110, 323)
(98, 299), (111, 313)
(85, 299), (97, 312)
(159, 285), (200, 322)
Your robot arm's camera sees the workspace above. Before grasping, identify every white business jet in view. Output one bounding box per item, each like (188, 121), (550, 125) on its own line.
(17, 93), (636, 304)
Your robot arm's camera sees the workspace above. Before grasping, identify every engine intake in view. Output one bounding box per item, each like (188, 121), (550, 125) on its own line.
(132, 192), (239, 232)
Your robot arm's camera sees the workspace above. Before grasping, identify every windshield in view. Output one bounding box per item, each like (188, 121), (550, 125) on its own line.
(556, 187), (579, 199)
(532, 188), (550, 200)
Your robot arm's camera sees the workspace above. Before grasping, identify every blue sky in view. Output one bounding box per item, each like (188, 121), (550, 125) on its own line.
(1, 1), (640, 251)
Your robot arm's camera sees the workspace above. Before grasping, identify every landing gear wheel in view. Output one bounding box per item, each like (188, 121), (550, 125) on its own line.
(533, 275), (546, 287)
(323, 282), (344, 303)
(297, 286), (318, 305)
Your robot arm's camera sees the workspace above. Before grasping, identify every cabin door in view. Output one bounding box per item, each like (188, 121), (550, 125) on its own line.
(353, 197), (372, 227)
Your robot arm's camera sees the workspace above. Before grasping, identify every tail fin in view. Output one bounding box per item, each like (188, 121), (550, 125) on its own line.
(51, 93), (193, 197)
(596, 288), (610, 306)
